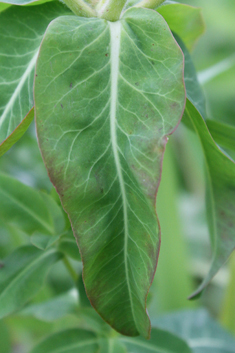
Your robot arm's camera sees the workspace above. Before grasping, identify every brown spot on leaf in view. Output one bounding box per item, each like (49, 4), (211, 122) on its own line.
(61, 104), (63, 108)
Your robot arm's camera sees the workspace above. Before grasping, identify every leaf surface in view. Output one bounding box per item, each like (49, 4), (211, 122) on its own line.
(206, 120), (235, 152)
(35, 8), (185, 337)
(153, 309), (235, 353)
(0, 107), (34, 157)
(0, 173), (64, 235)
(157, 1), (205, 51)
(183, 100), (235, 298)
(121, 327), (192, 353)
(0, 2), (71, 145)
(30, 329), (99, 353)
(0, 246), (62, 318)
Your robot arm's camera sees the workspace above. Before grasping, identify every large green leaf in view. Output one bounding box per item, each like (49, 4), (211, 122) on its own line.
(157, 1), (205, 51)
(34, 8), (185, 337)
(183, 100), (235, 298)
(30, 329), (99, 353)
(153, 309), (235, 353)
(0, 174), (65, 235)
(206, 119), (235, 152)
(121, 327), (192, 353)
(0, 246), (62, 318)
(0, 2), (71, 145)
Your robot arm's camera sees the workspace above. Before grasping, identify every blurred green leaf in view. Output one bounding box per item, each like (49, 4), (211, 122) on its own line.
(206, 120), (235, 152)
(153, 309), (235, 353)
(21, 290), (78, 321)
(58, 231), (81, 261)
(0, 108), (34, 157)
(183, 100), (235, 298)
(0, 3), (71, 145)
(99, 339), (127, 353)
(30, 329), (99, 353)
(77, 275), (91, 307)
(0, 3), (10, 12)
(121, 327), (192, 353)
(0, 174), (55, 234)
(157, 1), (205, 51)
(31, 232), (61, 250)
(0, 246), (62, 319)
(0, 320), (11, 353)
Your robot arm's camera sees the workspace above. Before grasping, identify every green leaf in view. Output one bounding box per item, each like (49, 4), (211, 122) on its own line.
(0, 174), (55, 234)
(58, 231), (81, 261)
(99, 339), (127, 353)
(183, 99), (235, 298)
(153, 309), (235, 353)
(157, 1), (205, 51)
(77, 275), (91, 307)
(206, 119), (235, 152)
(121, 327), (192, 353)
(31, 232), (61, 250)
(30, 329), (99, 353)
(0, 320), (11, 353)
(0, 2), (71, 145)
(21, 290), (78, 321)
(0, 246), (62, 319)
(0, 107), (34, 157)
(35, 8), (185, 337)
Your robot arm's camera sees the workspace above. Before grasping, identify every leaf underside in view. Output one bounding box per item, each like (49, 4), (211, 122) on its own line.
(35, 8), (185, 337)
(0, 2), (71, 145)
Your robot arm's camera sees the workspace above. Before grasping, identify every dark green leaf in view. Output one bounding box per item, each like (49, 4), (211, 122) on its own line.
(153, 309), (235, 353)
(183, 100), (235, 298)
(35, 8), (185, 337)
(157, 1), (205, 51)
(0, 2), (71, 145)
(0, 107), (34, 157)
(30, 329), (99, 353)
(58, 231), (81, 261)
(0, 246), (62, 319)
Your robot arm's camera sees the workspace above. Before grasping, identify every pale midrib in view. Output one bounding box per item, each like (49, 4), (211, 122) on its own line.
(109, 21), (136, 327)
(0, 50), (38, 130)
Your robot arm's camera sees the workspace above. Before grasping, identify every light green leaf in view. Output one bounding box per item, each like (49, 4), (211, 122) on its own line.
(31, 232), (62, 250)
(30, 329), (99, 353)
(0, 2), (71, 145)
(206, 119), (235, 152)
(0, 173), (55, 234)
(0, 107), (34, 157)
(34, 8), (185, 337)
(121, 327), (192, 353)
(0, 246), (62, 319)
(0, 3), (10, 11)
(183, 100), (235, 298)
(58, 231), (81, 261)
(157, 1), (205, 51)
(153, 309), (235, 353)
(0, 321), (11, 353)
(99, 339), (127, 353)
(21, 290), (78, 321)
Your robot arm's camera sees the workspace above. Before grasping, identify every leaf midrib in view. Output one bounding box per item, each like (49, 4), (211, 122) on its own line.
(109, 20), (136, 328)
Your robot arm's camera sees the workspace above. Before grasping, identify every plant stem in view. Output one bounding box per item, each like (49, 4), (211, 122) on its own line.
(63, 0), (97, 17)
(96, 0), (127, 21)
(135, 0), (165, 9)
(63, 256), (78, 282)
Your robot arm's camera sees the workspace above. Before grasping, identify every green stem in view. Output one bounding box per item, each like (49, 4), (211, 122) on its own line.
(63, 256), (77, 282)
(135, 0), (165, 9)
(63, 0), (97, 17)
(97, 0), (127, 21)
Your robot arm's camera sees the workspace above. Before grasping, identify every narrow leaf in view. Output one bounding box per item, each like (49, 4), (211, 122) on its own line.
(157, 1), (205, 51)
(0, 107), (34, 157)
(121, 327), (192, 353)
(183, 100), (235, 298)
(35, 8), (185, 337)
(206, 119), (235, 152)
(0, 246), (62, 318)
(0, 2), (71, 145)
(30, 329), (99, 353)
